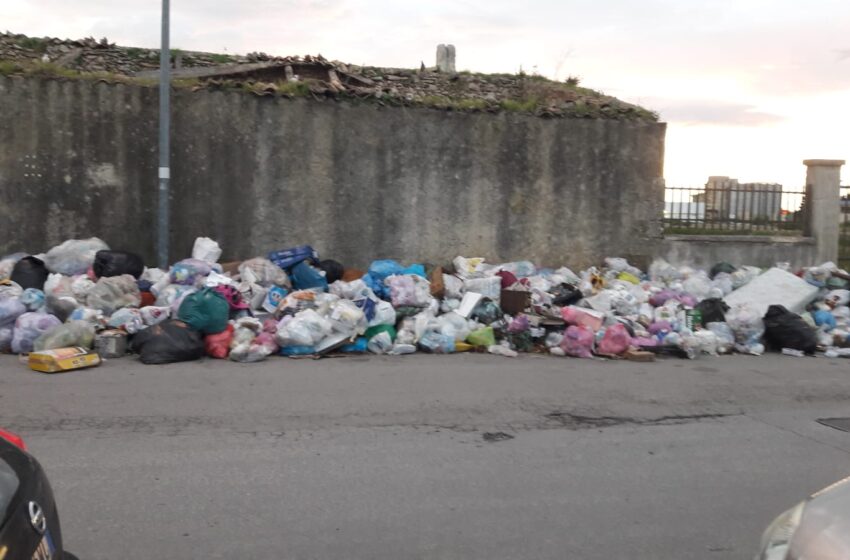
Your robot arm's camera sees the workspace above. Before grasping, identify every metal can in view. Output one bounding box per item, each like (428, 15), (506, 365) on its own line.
(95, 330), (128, 359)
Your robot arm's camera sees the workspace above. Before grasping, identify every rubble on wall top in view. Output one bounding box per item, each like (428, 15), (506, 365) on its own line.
(0, 32), (658, 121)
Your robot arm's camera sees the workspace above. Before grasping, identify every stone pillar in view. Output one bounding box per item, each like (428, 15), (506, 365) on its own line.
(803, 159), (845, 264)
(436, 44), (456, 73)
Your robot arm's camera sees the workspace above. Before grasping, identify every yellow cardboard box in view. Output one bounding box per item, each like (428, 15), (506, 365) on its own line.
(28, 347), (101, 373)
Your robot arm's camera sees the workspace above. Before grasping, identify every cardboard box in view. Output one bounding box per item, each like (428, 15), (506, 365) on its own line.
(29, 347), (101, 373)
(501, 290), (531, 315)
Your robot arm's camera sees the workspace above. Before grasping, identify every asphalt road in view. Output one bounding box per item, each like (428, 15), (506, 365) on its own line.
(1, 352), (849, 560)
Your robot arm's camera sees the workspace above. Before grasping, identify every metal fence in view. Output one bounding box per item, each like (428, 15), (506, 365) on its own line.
(664, 180), (807, 235)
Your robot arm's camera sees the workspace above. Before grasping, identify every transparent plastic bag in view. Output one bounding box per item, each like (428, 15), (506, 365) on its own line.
(706, 322), (735, 354)
(20, 289), (46, 311)
(275, 309), (333, 347)
(327, 299), (367, 335)
(86, 275), (141, 315)
(726, 303), (765, 351)
(367, 331), (394, 354)
(107, 307), (145, 334)
(140, 306), (171, 326)
(386, 274), (431, 308)
(368, 300), (397, 327)
(418, 331), (455, 353)
(169, 258), (214, 286)
(560, 325), (595, 358)
(239, 258), (290, 288)
(43, 237), (109, 275)
(0, 297), (26, 327)
(34, 320), (95, 351)
(11, 312), (62, 354)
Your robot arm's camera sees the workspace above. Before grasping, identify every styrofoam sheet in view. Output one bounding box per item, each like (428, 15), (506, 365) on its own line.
(723, 267), (819, 317)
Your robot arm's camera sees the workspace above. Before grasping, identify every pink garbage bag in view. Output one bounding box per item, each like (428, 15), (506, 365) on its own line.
(597, 324), (632, 355)
(559, 325), (595, 358)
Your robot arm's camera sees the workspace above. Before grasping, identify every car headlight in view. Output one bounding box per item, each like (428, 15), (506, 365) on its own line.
(757, 501), (806, 560)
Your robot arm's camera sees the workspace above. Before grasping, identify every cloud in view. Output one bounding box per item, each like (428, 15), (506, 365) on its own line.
(647, 100), (785, 126)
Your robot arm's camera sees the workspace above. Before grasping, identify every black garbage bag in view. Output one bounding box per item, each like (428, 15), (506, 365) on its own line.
(471, 298), (503, 325)
(10, 256), (49, 290)
(130, 319), (205, 364)
(762, 305), (818, 354)
(696, 298), (729, 327)
(551, 283), (583, 307)
(317, 259), (344, 284)
(710, 262), (737, 279)
(93, 250), (145, 279)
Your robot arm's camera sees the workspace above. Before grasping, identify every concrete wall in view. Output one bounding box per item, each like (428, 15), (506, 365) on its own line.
(660, 235), (817, 269)
(0, 76), (667, 269)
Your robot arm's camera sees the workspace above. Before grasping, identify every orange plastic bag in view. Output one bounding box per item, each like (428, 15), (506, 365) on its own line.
(205, 324), (234, 359)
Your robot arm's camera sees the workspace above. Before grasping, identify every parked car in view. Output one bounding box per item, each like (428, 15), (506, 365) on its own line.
(0, 428), (73, 560)
(756, 475), (850, 560)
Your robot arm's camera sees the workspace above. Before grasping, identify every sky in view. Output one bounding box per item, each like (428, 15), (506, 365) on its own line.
(4, 0), (849, 189)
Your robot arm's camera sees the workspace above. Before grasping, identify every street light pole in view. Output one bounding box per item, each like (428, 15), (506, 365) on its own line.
(157, 0), (171, 269)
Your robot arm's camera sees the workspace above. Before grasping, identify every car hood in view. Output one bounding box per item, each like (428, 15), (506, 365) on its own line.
(789, 476), (850, 560)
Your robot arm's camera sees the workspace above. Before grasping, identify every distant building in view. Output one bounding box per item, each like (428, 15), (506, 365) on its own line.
(704, 176), (783, 222)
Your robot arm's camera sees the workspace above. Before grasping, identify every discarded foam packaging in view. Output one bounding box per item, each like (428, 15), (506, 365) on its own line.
(724, 267), (819, 318)
(29, 347), (101, 373)
(456, 292), (484, 318)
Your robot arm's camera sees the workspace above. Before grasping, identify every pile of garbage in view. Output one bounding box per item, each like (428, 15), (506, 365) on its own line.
(1, 236), (848, 369)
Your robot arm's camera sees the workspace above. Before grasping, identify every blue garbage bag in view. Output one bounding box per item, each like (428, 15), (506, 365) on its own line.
(290, 261), (328, 291)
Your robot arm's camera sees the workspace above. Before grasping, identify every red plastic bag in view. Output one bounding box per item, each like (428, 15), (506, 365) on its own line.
(597, 323), (632, 355)
(205, 324), (234, 359)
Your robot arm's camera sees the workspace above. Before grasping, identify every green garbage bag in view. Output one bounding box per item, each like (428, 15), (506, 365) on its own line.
(467, 326), (496, 347)
(177, 288), (230, 334)
(364, 324), (397, 342)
